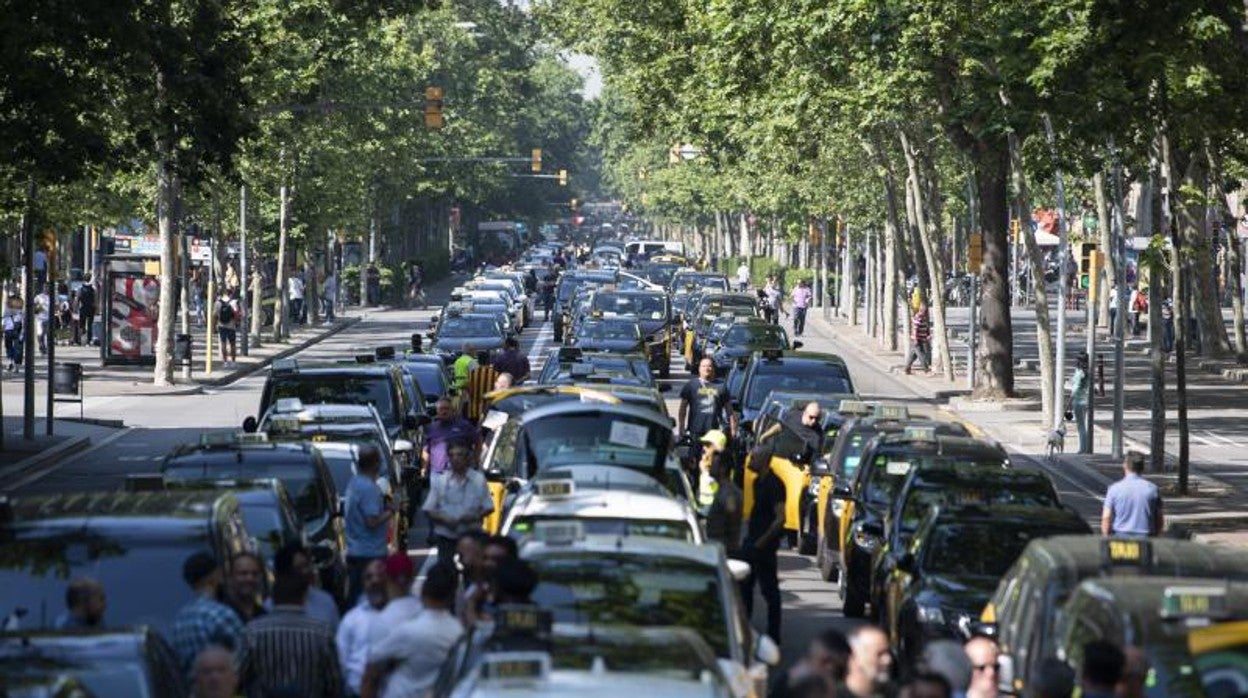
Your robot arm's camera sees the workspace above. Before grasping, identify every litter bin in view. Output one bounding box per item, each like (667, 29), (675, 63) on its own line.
(52, 362), (82, 395)
(174, 333), (193, 364)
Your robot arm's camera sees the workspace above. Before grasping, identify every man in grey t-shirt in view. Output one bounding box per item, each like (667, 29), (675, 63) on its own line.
(1101, 451), (1163, 537)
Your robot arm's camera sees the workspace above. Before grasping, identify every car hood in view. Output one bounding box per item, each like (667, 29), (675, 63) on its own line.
(433, 336), (505, 354)
(575, 339), (643, 352)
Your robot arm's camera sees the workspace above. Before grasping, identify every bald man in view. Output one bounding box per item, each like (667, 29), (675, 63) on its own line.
(965, 636), (1001, 698)
(843, 625), (894, 698)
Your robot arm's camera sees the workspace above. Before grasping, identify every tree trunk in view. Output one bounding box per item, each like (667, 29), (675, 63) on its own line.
(1177, 155), (1232, 357)
(739, 213), (750, 260)
(1208, 146), (1248, 356)
(972, 142), (1015, 397)
(1008, 132), (1056, 418)
(900, 129), (953, 380)
(882, 172), (902, 352)
(1094, 172), (1114, 328)
(153, 150), (178, 386)
(1160, 125), (1187, 483)
(272, 184), (289, 341)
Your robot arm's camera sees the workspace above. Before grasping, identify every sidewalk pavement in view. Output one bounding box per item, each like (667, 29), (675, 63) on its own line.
(0, 416), (124, 488)
(805, 308), (1248, 546)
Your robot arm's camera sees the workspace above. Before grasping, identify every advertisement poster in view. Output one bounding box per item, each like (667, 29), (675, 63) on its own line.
(108, 274), (159, 362)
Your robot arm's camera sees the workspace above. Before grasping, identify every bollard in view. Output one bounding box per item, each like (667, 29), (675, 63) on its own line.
(1097, 352), (1105, 397)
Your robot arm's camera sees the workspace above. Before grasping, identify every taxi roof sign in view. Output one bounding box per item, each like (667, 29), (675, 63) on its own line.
(533, 519), (584, 546)
(1102, 538), (1152, 570)
(479, 651), (551, 684)
(1161, 585), (1230, 621)
(536, 479), (576, 499)
(837, 399), (873, 416)
(875, 405), (910, 420)
(273, 397), (304, 414)
(235, 432), (270, 445)
(902, 426), (937, 442)
(495, 605), (553, 637)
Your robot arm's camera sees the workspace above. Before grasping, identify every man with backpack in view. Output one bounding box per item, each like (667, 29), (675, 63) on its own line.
(217, 288), (240, 368)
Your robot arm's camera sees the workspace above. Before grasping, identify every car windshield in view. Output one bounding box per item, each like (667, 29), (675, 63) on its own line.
(270, 375), (396, 426)
(593, 294), (667, 320)
(0, 532), (209, 637)
(403, 363), (447, 398)
(530, 553), (729, 656)
(164, 461), (328, 524)
(439, 317), (501, 337)
(0, 657), (151, 697)
(746, 368), (852, 410)
(240, 499), (296, 560)
(510, 517), (694, 542)
(581, 321), (641, 341)
(725, 325), (787, 347)
(923, 523), (1046, 578)
(520, 413), (669, 475)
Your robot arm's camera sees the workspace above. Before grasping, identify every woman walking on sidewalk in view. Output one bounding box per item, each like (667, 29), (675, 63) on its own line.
(1067, 352), (1091, 453)
(903, 303), (931, 374)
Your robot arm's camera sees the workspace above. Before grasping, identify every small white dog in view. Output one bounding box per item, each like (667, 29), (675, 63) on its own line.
(1046, 424), (1066, 456)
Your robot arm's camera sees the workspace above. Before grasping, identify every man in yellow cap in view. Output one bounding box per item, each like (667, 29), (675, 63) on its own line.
(699, 429), (742, 556)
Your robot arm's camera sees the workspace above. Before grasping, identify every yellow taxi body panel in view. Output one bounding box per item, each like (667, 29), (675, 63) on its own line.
(1188, 620), (1248, 656)
(814, 474), (831, 538)
(684, 328), (697, 365)
(742, 453), (809, 531)
(484, 481), (505, 534)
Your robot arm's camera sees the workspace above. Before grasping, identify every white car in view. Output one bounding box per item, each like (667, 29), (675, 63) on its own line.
(520, 533), (779, 698)
(501, 471), (704, 544)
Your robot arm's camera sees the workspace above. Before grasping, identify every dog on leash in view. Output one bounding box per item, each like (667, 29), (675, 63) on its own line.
(1046, 424), (1066, 455)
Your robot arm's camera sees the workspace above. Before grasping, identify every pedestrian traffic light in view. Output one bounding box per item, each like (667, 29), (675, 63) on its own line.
(1079, 242), (1097, 275)
(531, 149), (542, 173)
(424, 86), (444, 130)
(557, 169), (568, 186)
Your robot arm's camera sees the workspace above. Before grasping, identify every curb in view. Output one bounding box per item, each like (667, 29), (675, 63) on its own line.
(200, 316), (363, 387)
(1, 434), (91, 484)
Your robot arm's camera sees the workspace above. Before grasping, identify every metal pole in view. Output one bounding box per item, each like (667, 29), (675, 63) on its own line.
(1109, 140), (1128, 459)
(45, 240), (55, 436)
(240, 185), (249, 356)
(206, 231), (215, 374)
(1043, 114), (1070, 431)
(180, 226), (191, 381)
(1084, 271), (1096, 453)
(968, 275), (979, 389)
(22, 181), (37, 441)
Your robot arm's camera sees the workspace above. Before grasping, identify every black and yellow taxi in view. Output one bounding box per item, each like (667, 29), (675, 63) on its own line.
(535, 347), (656, 389)
(982, 535), (1248, 696)
(706, 318), (797, 375)
(568, 315), (645, 354)
(741, 392), (859, 555)
(832, 428), (998, 617)
(683, 293), (760, 369)
(586, 289), (674, 377)
(734, 350), (855, 433)
(553, 269), (617, 341)
(1188, 618), (1248, 697)
(878, 503), (1090, 664)
(1054, 577), (1248, 697)
(817, 410), (969, 582)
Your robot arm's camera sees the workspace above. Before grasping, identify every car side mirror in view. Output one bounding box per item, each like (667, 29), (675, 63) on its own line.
(791, 340), (804, 351)
(727, 559), (751, 582)
(832, 484), (854, 500)
(505, 479), (522, 495)
(241, 416), (258, 433)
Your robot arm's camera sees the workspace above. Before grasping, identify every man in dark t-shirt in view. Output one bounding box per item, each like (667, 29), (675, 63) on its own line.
(740, 442), (785, 641)
(678, 357), (734, 490)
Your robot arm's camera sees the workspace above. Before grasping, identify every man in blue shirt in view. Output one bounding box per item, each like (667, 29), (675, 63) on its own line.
(1101, 451), (1163, 537)
(345, 445), (395, 604)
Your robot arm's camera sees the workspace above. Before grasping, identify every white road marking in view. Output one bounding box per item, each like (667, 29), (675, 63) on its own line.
(2, 426), (135, 493)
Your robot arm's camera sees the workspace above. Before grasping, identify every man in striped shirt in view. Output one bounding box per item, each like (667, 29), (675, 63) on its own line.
(236, 573), (344, 698)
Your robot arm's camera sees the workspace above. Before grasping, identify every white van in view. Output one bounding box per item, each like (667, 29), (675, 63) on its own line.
(625, 240), (685, 258)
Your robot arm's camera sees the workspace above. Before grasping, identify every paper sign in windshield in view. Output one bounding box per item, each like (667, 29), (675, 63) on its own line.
(608, 420), (650, 449)
(885, 460), (911, 476)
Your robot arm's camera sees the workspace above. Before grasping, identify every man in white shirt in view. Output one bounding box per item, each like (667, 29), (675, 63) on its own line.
(736, 262), (751, 292)
(34, 289), (50, 354)
(336, 559), (387, 697)
(288, 273), (306, 326)
(422, 443), (494, 563)
(361, 563), (463, 698)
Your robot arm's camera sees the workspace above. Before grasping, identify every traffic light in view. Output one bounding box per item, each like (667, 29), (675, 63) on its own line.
(968, 232), (984, 271)
(531, 149), (542, 173)
(557, 169), (568, 186)
(1079, 242), (1097, 275)
(424, 86), (444, 130)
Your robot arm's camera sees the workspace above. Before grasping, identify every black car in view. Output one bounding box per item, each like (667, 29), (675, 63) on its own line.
(254, 360), (423, 445)
(736, 350), (855, 431)
(833, 430), (1002, 617)
(817, 414), (970, 582)
(706, 319), (797, 374)
(553, 269), (618, 341)
(160, 437), (350, 598)
(397, 354), (455, 407)
(569, 316), (645, 354)
(0, 491), (256, 639)
(0, 628), (188, 697)
(428, 312), (507, 361)
(872, 455), (1061, 611)
(536, 347), (657, 388)
(587, 289), (674, 377)
(878, 504), (1091, 663)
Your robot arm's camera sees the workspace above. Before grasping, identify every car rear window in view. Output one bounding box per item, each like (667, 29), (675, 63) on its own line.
(270, 375), (396, 426)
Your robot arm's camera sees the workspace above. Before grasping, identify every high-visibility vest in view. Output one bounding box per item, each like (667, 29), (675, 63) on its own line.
(453, 354), (477, 390)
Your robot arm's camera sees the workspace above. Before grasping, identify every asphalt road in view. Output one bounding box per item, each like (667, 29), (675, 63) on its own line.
(11, 299), (1111, 666)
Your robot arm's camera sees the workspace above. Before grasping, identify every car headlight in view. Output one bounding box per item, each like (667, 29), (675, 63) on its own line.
(916, 605), (945, 625)
(853, 526), (879, 553)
